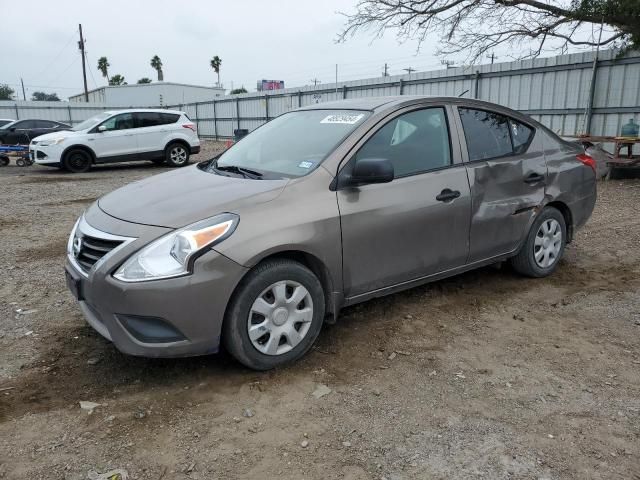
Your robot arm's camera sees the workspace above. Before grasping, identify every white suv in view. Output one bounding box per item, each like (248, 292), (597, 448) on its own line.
(30, 109), (200, 173)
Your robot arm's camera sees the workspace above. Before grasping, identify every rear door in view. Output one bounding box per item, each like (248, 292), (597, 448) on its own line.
(454, 106), (545, 263)
(134, 112), (179, 156)
(337, 105), (471, 298)
(5, 120), (36, 144)
(88, 113), (137, 160)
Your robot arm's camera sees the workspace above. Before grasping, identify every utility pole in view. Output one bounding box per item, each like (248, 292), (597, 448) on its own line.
(310, 78), (321, 86)
(487, 52), (498, 64)
(382, 63), (389, 76)
(78, 24), (89, 102)
(441, 60), (455, 70)
(403, 67), (416, 75)
(335, 64), (338, 94)
(20, 78), (26, 101)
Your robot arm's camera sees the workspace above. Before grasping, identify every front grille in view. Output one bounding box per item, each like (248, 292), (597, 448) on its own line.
(76, 235), (123, 273)
(36, 150), (47, 159)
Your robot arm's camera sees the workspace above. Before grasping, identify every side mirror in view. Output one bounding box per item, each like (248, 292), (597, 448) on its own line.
(97, 125), (107, 132)
(349, 158), (394, 186)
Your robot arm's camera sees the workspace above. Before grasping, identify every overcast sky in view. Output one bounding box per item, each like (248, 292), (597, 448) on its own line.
(0, 0), (581, 100)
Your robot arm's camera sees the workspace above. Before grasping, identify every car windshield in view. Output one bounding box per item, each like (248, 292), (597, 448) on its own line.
(0, 121), (17, 130)
(209, 109), (370, 178)
(72, 112), (113, 131)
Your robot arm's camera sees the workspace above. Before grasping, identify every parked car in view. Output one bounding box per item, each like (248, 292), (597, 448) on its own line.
(0, 118), (15, 128)
(0, 119), (70, 145)
(30, 109), (200, 172)
(65, 96), (597, 370)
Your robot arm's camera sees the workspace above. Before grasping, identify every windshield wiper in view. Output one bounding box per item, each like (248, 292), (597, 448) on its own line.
(213, 160), (263, 179)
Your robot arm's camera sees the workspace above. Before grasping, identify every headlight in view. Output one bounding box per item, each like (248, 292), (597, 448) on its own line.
(38, 138), (66, 146)
(113, 213), (239, 282)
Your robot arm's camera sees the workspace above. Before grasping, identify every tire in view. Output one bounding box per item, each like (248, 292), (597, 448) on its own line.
(510, 206), (567, 278)
(165, 142), (190, 167)
(63, 149), (92, 173)
(223, 259), (325, 370)
(16, 158), (26, 167)
(0, 156), (9, 167)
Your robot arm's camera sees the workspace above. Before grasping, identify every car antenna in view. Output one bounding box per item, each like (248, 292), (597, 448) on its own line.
(458, 89), (470, 97)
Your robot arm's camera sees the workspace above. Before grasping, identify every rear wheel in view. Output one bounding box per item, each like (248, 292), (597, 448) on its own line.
(223, 259), (325, 370)
(165, 142), (189, 167)
(0, 155), (9, 166)
(510, 206), (566, 278)
(63, 149), (92, 173)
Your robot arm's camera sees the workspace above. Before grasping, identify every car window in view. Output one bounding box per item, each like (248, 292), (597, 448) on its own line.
(14, 120), (35, 129)
(355, 107), (451, 177)
(35, 120), (56, 128)
(100, 113), (135, 131)
(459, 108), (513, 161)
(160, 113), (180, 124)
(509, 119), (534, 154)
(135, 112), (163, 128)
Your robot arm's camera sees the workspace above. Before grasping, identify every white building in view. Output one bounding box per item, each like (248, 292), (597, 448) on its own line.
(69, 82), (225, 106)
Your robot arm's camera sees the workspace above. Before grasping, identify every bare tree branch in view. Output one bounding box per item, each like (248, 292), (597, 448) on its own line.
(338, 0), (640, 63)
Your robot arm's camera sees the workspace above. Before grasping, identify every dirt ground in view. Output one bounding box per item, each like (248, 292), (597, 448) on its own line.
(0, 142), (639, 480)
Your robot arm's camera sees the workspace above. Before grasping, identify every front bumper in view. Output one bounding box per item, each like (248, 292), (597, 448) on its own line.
(66, 204), (248, 357)
(30, 143), (63, 165)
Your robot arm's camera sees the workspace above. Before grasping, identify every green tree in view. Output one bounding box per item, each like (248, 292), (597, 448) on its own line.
(0, 84), (15, 100)
(210, 56), (222, 86)
(97, 56), (110, 82)
(150, 55), (164, 81)
(230, 86), (248, 94)
(137, 77), (152, 84)
(31, 91), (60, 101)
(109, 74), (127, 86)
(340, 0), (640, 62)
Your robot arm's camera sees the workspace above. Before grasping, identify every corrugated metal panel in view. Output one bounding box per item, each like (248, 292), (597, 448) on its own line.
(3, 49), (639, 138)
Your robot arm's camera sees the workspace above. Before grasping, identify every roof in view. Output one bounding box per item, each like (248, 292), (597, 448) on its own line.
(69, 82), (224, 98)
(98, 108), (185, 115)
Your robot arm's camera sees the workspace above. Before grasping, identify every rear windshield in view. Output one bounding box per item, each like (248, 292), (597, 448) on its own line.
(210, 109), (370, 178)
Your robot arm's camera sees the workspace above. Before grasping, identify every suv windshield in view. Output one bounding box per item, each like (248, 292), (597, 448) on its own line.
(72, 112), (113, 131)
(209, 109), (370, 178)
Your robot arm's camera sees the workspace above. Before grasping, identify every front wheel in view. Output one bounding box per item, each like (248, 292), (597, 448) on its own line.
(510, 206), (566, 278)
(223, 259), (325, 370)
(63, 149), (92, 173)
(165, 142), (190, 167)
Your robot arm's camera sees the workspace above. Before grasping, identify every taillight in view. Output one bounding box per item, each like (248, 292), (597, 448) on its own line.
(576, 153), (596, 172)
(182, 123), (197, 132)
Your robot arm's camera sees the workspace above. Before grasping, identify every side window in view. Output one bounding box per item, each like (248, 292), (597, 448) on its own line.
(135, 112), (163, 128)
(355, 107), (451, 177)
(160, 113), (180, 124)
(509, 119), (534, 154)
(459, 108), (512, 161)
(35, 120), (56, 128)
(15, 120), (35, 129)
(100, 113), (135, 131)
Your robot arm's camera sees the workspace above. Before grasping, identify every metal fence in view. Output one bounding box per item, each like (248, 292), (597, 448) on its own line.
(2, 48), (639, 139)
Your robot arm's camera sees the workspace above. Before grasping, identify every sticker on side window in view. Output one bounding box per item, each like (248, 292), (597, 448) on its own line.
(320, 114), (364, 125)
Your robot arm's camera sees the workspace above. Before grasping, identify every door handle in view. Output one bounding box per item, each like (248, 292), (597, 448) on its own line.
(524, 173), (544, 184)
(436, 188), (461, 202)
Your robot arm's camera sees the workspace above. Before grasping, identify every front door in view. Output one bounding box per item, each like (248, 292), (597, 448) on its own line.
(456, 107), (547, 263)
(337, 106), (471, 298)
(88, 112), (137, 161)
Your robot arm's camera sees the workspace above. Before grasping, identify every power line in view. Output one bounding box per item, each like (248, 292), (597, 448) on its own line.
(31, 30), (77, 84)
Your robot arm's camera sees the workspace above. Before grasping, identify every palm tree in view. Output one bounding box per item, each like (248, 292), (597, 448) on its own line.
(109, 74), (126, 86)
(150, 55), (164, 82)
(210, 56), (222, 86)
(97, 56), (110, 83)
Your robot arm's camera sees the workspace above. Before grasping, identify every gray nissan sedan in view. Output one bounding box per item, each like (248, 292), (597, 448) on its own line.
(66, 96), (596, 370)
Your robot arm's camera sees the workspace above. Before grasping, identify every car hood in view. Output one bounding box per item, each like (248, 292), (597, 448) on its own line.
(98, 165), (288, 228)
(32, 130), (77, 142)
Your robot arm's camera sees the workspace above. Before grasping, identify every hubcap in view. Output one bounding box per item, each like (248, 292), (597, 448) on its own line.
(247, 280), (313, 356)
(534, 219), (562, 268)
(170, 147), (187, 164)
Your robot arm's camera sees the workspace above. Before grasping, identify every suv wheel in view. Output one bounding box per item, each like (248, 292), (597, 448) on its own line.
(510, 206), (566, 278)
(165, 142), (189, 167)
(223, 259), (325, 370)
(63, 149), (92, 173)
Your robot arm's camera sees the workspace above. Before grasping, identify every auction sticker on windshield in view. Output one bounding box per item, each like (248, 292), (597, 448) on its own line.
(320, 114), (365, 124)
